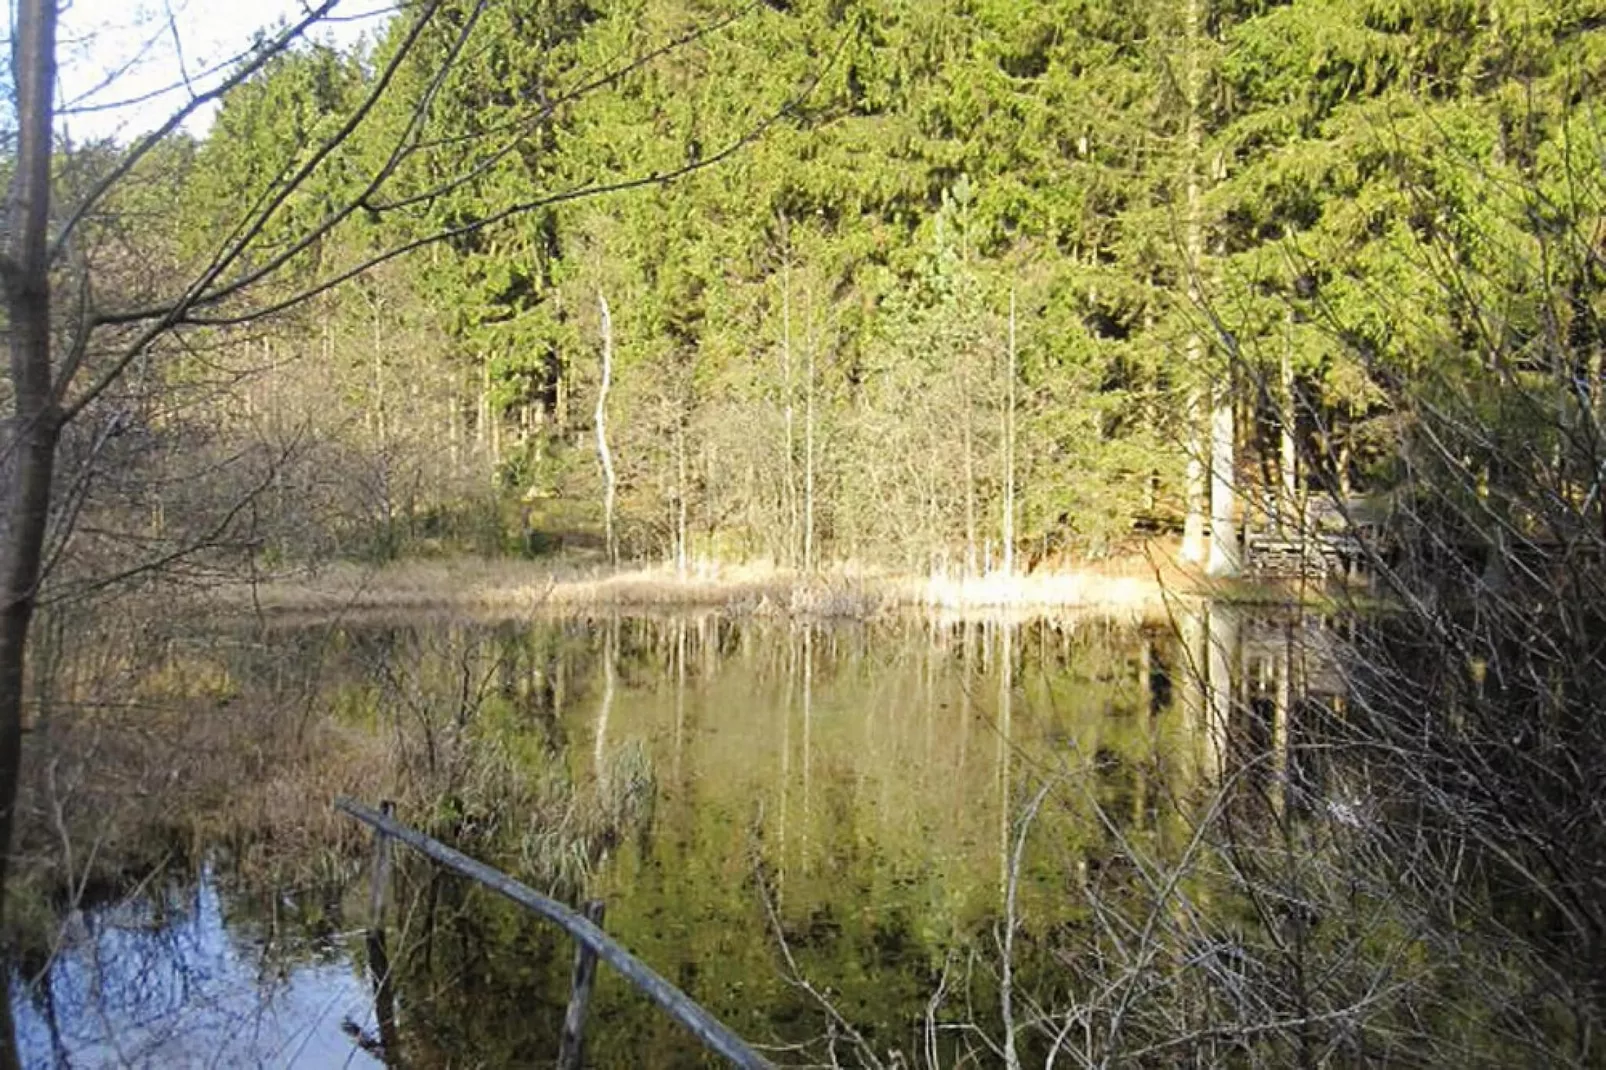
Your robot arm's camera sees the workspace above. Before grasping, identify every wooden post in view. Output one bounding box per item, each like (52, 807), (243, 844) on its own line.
(366, 800), (401, 1065)
(369, 799), (395, 924)
(335, 798), (772, 1069)
(557, 899), (607, 1070)
(366, 927), (403, 1064)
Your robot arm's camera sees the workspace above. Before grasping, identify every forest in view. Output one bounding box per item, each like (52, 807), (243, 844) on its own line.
(18, 0), (1603, 577)
(4, 0), (1606, 1066)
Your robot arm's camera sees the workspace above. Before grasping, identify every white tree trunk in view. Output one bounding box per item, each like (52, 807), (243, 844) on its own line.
(804, 303), (816, 573)
(1178, 0), (1210, 567)
(1206, 383), (1240, 577)
(676, 414), (688, 578)
(596, 293), (617, 565)
(1002, 288), (1018, 577)
(478, 353), (490, 457)
(781, 228), (798, 567)
(963, 368), (977, 578)
(1181, 384), (1209, 563)
(1281, 322), (1298, 532)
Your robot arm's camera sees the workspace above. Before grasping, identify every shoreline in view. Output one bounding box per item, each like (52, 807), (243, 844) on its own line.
(218, 552), (1331, 623)
(226, 556), (1179, 621)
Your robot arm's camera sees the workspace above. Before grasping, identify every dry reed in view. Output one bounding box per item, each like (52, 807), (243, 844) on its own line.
(228, 556), (1179, 622)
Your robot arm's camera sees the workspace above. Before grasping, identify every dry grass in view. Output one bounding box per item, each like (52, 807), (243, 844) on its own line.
(228, 554), (1181, 621)
(5, 594), (661, 957)
(910, 570), (1167, 616)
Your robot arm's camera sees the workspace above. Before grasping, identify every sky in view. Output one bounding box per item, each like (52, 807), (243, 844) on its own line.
(28, 0), (386, 142)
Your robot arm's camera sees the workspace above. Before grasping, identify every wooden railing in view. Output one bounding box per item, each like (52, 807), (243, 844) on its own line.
(336, 798), (773, 1070)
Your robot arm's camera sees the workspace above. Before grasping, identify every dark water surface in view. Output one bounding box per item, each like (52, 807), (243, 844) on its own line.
(10, 606), (1322, 1068)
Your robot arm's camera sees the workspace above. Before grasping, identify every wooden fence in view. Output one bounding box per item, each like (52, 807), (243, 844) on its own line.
(336, 797), (772, 1070)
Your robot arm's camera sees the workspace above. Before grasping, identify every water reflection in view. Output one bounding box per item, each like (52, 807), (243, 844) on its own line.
(1173, 601), (1347, 810)
(11, 603), (1355, 1067)
(11, 868), (380, 1068)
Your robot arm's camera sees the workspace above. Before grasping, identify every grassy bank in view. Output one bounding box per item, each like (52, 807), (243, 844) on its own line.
(226, 553), (1194, 621)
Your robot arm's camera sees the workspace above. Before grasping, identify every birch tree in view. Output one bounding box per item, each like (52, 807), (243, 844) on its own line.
(596, 293), (618, 564)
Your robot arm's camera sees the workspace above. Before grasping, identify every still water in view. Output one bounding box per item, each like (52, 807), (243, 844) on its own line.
(10, 607), (1319, 1068)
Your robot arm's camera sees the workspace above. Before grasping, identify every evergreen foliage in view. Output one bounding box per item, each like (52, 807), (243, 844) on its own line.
(162, 0), (1606, 568)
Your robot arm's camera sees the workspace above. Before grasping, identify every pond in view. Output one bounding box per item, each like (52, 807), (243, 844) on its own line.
(9, 604), (1342, 1068)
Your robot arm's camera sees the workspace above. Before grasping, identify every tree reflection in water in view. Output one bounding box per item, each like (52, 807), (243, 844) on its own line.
(6, 605), (1597, 1066)
(11, 865), (380, 1067)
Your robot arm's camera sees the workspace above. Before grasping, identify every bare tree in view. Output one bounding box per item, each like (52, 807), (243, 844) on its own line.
(0, 1), (825, 1061)
(1, 8), (63, 994)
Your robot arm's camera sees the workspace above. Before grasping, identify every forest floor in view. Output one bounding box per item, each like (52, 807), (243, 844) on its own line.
(226, 544), (1310, 621)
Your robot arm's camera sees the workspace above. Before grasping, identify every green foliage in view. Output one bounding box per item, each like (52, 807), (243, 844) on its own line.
(162, 0), (1606, 568)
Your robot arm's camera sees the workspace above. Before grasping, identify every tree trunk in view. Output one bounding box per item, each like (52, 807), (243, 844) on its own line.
(448, 379), (463, 475)
(478, 352), (491, 482)
(596, 294), (617, 564)
(371, 296), (395, 550)
(1181, 388), (1209, 564)
(0, 4), (61, 1067)
(372, 297), (388, 448)
(1178, 0), (1210, 567)
(1337, 412), (1353, 500)
(489, 356), (502, 477)
(556, 351), (569, 433)
(1182, 390), (1207, 562)
(1281, 316), (1299, 533)
(1206, 382), (1240, 577)
(962, 365), (977, 578)
(781, 230), (798, 568)
(1002, 289), (1018, 577)
(804, 298), (816, 573)
(676, 412), (688, 578)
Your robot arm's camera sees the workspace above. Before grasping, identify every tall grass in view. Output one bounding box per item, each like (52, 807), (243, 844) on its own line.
(5, 596), (654, 964)
(232, 556), (1181, 620)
